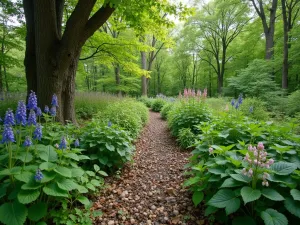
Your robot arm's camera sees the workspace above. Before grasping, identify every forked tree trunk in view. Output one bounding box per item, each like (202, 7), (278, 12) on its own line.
(23, 0), (115, 123)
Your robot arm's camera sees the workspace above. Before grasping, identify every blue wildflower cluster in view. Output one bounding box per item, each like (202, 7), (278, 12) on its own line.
(59, 136), (67, 150)
(1, 125), (15, 144)
(27, 110), (37, 126)
(231, 94), (243, 110)
(4, 109), (15, 126)
(34, 169), (44, 181)
(23, 136), (32, 147)
(108, 121), (112, 127)
(44, 105), (49, 113)
(16, 101), (27, 126)
(74, 139), (80, 147)
(27, 90), (38, 110)
(33, 124), (42, 141)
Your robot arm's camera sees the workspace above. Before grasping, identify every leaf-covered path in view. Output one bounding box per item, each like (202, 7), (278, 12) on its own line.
(93, 111), (203, 225)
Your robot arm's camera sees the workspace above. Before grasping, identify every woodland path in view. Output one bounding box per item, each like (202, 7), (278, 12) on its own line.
(93, 111), (204, 225)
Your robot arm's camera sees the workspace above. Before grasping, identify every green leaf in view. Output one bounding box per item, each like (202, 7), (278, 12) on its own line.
(271, 162), (297, 175)
(21, 180), (43, 190)
(94, 164), (100, 172)
(225, 198), (240, 215)
(105, 143), (115, 151)
(92, 210), (103, 217)
(0, 201), (28, 225)
(14, 172), (33, 183)
(183, 176), (202, 187)
(261, 208), (288, 225)
(91, 179), (101, 187)
(261, 188), (284, 201)
(0, 185), (7, 199)
(290, 189), (300, 201)
(230, 174), (251, 183)
(204, 206), (218, 216)
(208, 167), (226, 175)
(241, 187), (261, 204)
(284, 197), (300, 218)
(207, 189), (237, 208)
(37, 145), (58, 162)
(192, 191), (204, 206)
(56, 178), (78, 191)
(77, 185), (88, 194)
(220, 178), (243, 188)
(54, 166), (72, 178)
(232, 216), (256, 225)
(16, 152), (33, 163)
(65, 153), (79, 161)
(77, 196), (90, 206)
(43, 183), (68, 197)
(98, 170), (108, 176)
(39, 162), (56, 171)
(18, 189), (40, 204)
(28, 202), (47, 221)
(71, 168), (84, 177)
(86, 183), (95, 191)
(40, 171), (56, 183)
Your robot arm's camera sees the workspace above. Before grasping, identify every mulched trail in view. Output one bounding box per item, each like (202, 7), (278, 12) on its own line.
(93, 111), (204, 225)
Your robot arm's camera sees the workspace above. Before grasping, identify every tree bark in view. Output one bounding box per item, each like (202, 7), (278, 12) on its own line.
(282, 0), (289, 89)
(23, 0), (115, 123)
(141, 51), (147, 96)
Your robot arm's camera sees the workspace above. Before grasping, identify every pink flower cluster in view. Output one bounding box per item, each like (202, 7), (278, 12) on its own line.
(179, 88), (208, 99)
(242, 142), (274, 187)
(209, 147), (214, 155)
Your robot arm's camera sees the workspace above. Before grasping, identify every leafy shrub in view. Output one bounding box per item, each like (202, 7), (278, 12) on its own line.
(168, 100), (211, 136)
(160, 103), (174, 120)
(239, 97), (269, 120)
(184, 110), (300, 225)
(96, 100), (147, 139)
(130, 100), (149, 125)
(286, 90), (300, 116)
(151, 98), (166, 112)
(177, 128), (195, 149)
(0, 92), (105, 225)
(81, 122), (135, 172)
(138, 96), (154, 108)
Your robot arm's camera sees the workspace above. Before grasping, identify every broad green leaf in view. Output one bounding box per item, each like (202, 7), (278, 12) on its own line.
(204, 206), (218, 216)
(39, 162), (56, 171)
(37, 145), (58, 162)
(14, 172), (33, 183)
(43, 183), (68, 197)
(94, 164), (100, 172)
(220, 178), (243, 188)
(40, 171), (56, 183)
(21, 180), (43, 190)
(271, 162), (297, 175)
(105, 143), (115, 151)
(56, 178), (78, 191)
(284, 197), (300, 218)
(0, 201), (28, 225)
(91, 179), (101, 187)
(0, 185), (7, 199)
(28, 202), (47, 221)
(54, 166), (72, 178)
(261, 209), (288, 225)
(86, 183), (95, 191)
(98, 170), (108, 176)
(77, 185), (88, 194)
(77, 196), (90, 205)
(192, 191), (204, 206)
(207, 189), (237, 208)
(18, 189), (40, 204)
(16, 152), (33, 163)
(71, 168), (85, 177)
(65, 153), (79, 161)
(225, 198), (240, 215)
(208, 167), (226, 175)
(290, 189), (300, 201)
(230, 174), (251, 183)
(261, 188), (284, 201)
(232, 216), (256, 225)
(183, 176), (202, 187)
(241, 187), (261, 204)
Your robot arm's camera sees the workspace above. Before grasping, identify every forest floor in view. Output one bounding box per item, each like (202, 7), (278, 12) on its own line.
(92, 111), (205, 225)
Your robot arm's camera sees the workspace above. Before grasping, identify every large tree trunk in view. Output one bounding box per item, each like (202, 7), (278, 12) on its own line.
(114, 64), (122, 96)
(141, 51), (147, 96)
(23, 0), (115, 123)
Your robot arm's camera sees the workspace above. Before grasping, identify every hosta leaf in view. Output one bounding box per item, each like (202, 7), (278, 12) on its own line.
(37, 145), (58, 162)
(225, 198), (240, 215)
(241, 187), (261, 204)
(232, 216), (256, 225)
(284, 197), (300, 218)
(261, 208), (288, 225)
(14, 172), (33, 183)
(271, 162), (297, 175)
(28, 202), (47, 221)
(77, 196), (90, 206)
(54, 166), (72, 178)
(230, 174), (251, 183)
(56, 178), (78, 191)
(0, 201), (28, 225)
(220, 178), (243, 188)
(290, 189), (300, 201)
(18, 189), (40, 204)
(261, 188), (284, 201)
(43, 183), (68, 197)
(207, 189), (237, 208)
(192, 191), (204, 206)
(71, 168), (84, 177)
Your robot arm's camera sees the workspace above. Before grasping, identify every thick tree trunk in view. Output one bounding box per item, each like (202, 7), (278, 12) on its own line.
(141, 51), (147, 96)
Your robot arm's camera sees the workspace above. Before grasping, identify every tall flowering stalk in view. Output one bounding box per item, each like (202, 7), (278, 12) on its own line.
(27, 91), (38, 110)
(242, 142), (274, 188)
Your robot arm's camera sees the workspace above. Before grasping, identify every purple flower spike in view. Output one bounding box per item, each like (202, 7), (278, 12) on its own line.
(51, 94), (59, 107)
(4, 109), (15, 126)
(34, 169), (44, 181)
(74, 139), (80, 147)
(44, 105), (49, 114)
(1, 125), (15, 144)
(27, 91), (38, 110)
(16, 101), (27, 126)
(59, 136), (67, 149)
(23, 136), (32, 147)
(27, 110), (37, 126)
(33, 124), (42, 141)
(50, 106), (56, 117)
(36, 107), (42, 117)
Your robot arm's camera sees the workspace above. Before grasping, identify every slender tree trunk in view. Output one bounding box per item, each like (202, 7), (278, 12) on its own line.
(0, 65), (3, 94)
(4, 65), (8, 92)
(282, 0), (289, 89)
(114, 64), (121, 95)
(141, 51), (147, 96)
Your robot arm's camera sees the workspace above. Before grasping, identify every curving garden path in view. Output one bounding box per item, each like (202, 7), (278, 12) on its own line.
(93, 112), (204, 225)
